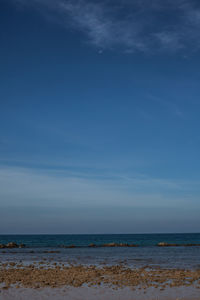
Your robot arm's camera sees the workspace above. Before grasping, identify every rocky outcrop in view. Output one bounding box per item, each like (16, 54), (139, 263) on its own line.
(0, 242), (25, 249)
(157, 242), (177, 247)
(157, 242), (200, 247)
(102, 243), (138, 247)
(88, 243), (97, 247)
(102, 243), (116, 247)
(119, 243), (138, 247)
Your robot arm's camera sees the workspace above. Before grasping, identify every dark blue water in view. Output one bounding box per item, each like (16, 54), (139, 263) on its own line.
(1, 233), (200, 248)
(1, 234), (200, 270)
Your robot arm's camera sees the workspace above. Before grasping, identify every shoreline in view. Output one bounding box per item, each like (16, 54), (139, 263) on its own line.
(2, 235), (200, 299)
(1, 285), (200, 300)
(1, 263), (200, 289)
(1, 261), (200, 299)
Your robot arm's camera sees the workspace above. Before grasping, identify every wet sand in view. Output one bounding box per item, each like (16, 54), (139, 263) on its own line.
(1, 263), (200, 299)
(1, 285), (200, 300)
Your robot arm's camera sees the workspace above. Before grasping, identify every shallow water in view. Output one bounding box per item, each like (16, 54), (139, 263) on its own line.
(1, 233), (200, 269)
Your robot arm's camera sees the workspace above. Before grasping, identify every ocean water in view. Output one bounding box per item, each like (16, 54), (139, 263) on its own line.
(1, 233), (200, 269)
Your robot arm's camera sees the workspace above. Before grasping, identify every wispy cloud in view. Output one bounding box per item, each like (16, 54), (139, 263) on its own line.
(0, 166), (199, 208)
(1, 165), (200, 233)
(11, 0), (200, 53)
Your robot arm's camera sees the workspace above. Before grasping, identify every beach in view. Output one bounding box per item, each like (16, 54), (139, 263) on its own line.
(1, 262), (200, 299)
(1, 234), (200, 299)
(1, 285), (200, 300)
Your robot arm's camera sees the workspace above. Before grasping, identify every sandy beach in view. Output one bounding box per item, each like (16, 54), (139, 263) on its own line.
(1, 263), (200, 299)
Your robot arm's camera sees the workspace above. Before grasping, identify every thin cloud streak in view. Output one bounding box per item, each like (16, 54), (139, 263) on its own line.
(12, 0), (200, 53)
(0, 166), (199, 209)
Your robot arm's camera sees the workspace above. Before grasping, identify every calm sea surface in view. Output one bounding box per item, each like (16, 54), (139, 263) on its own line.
(1, 233), (200, 269)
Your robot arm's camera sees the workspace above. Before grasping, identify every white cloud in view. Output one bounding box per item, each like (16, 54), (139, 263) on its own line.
(11, 0), (200, 53)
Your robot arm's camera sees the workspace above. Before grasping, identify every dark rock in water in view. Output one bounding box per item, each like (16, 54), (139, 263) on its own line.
(0, 242), (26, 249)
(128, 244), (138, 247)
(68, 244), (76, 248)
(119, 243), (138, 247)
(102, 243), (138, 247)
(6, 242), (18, 248)
(103, 243), (117, 247)
(157, 242), (200, 247)
(157, 242), (178, 247)
(119, 243), (127, 247)
(89, 243), (97, 247)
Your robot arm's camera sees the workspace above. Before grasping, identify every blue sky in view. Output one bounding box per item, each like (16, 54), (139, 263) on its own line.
(1, 0), (200, 234)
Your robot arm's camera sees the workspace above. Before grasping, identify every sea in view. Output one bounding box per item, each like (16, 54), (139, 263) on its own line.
(1, 233), (200, 270)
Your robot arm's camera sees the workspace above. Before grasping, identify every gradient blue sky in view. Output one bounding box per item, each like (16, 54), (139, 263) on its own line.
(1, 0), (200, 234)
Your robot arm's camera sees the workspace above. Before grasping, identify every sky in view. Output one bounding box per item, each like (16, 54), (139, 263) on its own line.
(1, 0), (200, 234)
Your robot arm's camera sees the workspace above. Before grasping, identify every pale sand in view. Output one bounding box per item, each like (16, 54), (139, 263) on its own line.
(1, 285), (200, 300)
